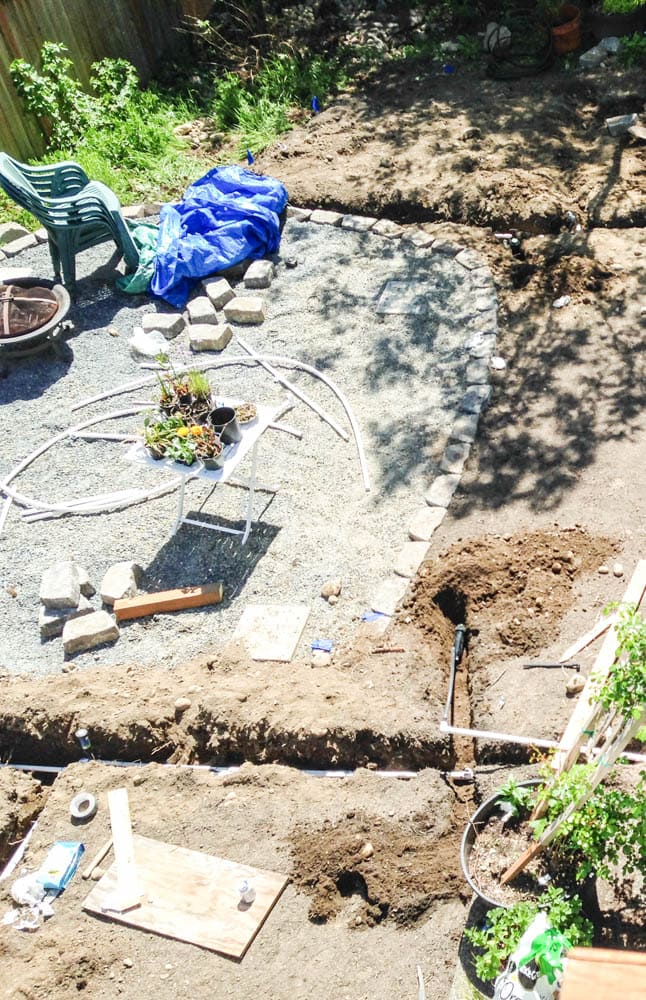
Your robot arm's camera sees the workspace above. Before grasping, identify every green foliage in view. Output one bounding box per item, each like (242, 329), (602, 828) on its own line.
(464, 887), (593, 983)
(596, 604), (646, 718)
(498, 778), (535, 818)
(601, 0), (645, 13)
(618, 28), (646, 65)
(10, 42), (91, 149)
(455, 34), (482, 61)
(186, 370), (212, 400)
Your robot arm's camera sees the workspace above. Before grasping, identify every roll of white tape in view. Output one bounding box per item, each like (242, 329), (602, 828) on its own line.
(70, 792), (97, 821)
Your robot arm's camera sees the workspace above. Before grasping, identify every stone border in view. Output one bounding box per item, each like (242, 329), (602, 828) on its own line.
(285, 204), (497, 628)
(2, 201), (496, 634)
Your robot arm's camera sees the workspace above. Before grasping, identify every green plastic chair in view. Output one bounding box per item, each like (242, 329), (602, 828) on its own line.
(0, 153), (139, 293)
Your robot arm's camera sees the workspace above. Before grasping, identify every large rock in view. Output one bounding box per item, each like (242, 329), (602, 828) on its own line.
(39, 595), (94, 639)
(141, 312), (186, 340)
(408, 506), (446, 542)
(0, 222), (30, 246)
(63, 611), (119, 654)
(186, 296), (218, 325)
(223, 297), (266, 325)
(202, 277), (235, 309)
(129, 327), (168, 359)
(2, 234), (38, 257)
(426, 474), (460, 508)
(189, 323), (232, 352)
(100, 561), (142, 606)
(40, 562), (81, 609)
(244, 260), (274, 289)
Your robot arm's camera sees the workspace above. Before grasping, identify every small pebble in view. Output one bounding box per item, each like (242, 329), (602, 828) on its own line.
(566, 674), (586, 696)
(552, 561), (562, 574)
(598, 564), (609, 575)
(360, 841), (374, 859)
(321, 579), (342, 599)
(612, 562), (624, 578)
(354, 915), (363, 926)
(174, 697), (192, 712)
(327, 594), (339, 606)
(123, 958), (133, 969)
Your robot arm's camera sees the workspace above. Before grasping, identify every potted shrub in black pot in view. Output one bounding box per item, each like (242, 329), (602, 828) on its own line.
(588, 0), (646, 41)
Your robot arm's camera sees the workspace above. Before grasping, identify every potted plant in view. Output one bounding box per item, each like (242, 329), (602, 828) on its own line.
(588, 0), (646, 41)
(540, 2), (582, 52)
(192, 425), (225, 469)
(143, 414), (202, 466)
(185, 370), (213, 423)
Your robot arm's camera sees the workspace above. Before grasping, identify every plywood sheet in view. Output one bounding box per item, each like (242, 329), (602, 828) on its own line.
(233, 604), (310, 661)
(83, 834), (287, 958)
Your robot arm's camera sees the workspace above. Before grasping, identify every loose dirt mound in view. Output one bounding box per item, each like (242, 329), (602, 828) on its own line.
(0, 768), (45, 867)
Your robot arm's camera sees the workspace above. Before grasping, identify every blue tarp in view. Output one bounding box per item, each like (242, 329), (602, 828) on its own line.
(150, 165), (288, 307)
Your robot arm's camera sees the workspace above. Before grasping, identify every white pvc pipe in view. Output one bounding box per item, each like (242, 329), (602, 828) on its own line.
(439, 721), (646, 764)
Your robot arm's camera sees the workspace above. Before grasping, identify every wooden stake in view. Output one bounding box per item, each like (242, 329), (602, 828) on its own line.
(114, 582), (223, 621)
(103, 788), (141, 913)
(82, 838), (112, 880)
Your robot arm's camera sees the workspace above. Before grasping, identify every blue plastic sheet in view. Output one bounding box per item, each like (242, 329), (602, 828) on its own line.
(151, 165), (288, 307)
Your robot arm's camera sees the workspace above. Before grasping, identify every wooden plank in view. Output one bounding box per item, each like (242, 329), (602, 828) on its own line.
(83, 834), (288, 958)
(233, 604), (310, 661)
(113, 583), (224, 621)
(558, 613), (616, 663)
(106, 788), (141, 913)
(561, 948), (646, 1000)
(82, 839), (112, 880)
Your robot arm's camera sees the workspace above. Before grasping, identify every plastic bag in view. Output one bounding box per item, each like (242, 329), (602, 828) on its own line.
(493, 914), (571, 1000)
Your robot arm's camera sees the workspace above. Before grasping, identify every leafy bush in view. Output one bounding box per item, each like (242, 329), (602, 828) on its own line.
(618, 31), (646, 66)
(465, 886), (593, 983)
(602, 0), (645, 13)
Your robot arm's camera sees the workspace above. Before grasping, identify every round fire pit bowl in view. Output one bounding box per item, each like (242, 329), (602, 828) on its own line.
(0, 277), (71, 356)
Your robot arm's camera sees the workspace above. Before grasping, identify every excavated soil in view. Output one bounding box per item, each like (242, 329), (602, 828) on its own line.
(0, 769), (45, 868)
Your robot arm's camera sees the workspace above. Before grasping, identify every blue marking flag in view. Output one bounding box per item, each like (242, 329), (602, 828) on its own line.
(246, 149), (255, 165)
(311, 96), (320, 113)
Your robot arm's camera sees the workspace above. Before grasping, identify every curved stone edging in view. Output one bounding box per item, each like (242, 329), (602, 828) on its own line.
(286, 203), (497, 623)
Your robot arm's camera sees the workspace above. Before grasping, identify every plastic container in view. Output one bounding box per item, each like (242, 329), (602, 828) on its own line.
(209, 406), (242, 444)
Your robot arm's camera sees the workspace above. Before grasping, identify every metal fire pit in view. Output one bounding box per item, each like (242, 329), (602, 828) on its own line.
(0, 277), (71, 357)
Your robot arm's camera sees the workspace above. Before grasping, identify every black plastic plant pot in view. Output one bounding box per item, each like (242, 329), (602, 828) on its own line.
(202, 451), (225, 470)
(209, 406), (242, 444)
(461, 779), (543, 909)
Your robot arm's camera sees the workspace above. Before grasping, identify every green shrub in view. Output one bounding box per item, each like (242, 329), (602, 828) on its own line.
(602, 0), (645, 13)
(618, 32), (646, 66)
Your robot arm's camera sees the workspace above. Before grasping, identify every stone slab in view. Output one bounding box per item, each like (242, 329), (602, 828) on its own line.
(39, 595), (94, 639)
(233, 604), (310, 661)
(40, 562), (81, 609)
(370, 575), (409, 616)
(465, 360), (490, 384)
(121, 204), (146, 219)
(375, 280), (430, 316)
(223, 297), (266, 324)
(341, 215), (377, 233)
(469, 268), (495, 289)
(456, 248), (484, 270)
(372, 218), (404, 239)
(408, 505), (447, 542)
(286, 206), (311, 221)
(461, 384), (492, 414)
(432, 239), (464, 256)
(189, 323), (233, 352)
(393, 541), (429, 579)
(426, 474), (461, 508)
(440, 441), (471, 475)
(63, 610), (119, 655)
(0, 222), (30, 245)
(100, 561), (141, 606)
(202, 277), (235, 309)
(186, 296), (219, 325)
(0, 266), (34, 283)
(402, 229), (436, 248)
(142, 312), (186, 339)
(468, 334), (497, 359)
(1, 234), (38, 257)
(310, 209), (343, 226)
(244, 260), (274, 289)
(451, 412), (480, 444)
(33, 228), (49, 244)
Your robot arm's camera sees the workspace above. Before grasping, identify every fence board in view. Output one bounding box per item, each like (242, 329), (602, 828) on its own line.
(0, 0), (197, 161)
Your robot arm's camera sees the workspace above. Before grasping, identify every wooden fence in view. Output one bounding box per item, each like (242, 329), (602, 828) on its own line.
(0, 0), (212, 160)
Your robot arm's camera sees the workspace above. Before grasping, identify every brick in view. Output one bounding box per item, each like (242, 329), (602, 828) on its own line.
(2, 234), (38, 257)
(341, 215), (377, 233)
(40, 561), (81, 609)
(372, 218), (404, 239)
(100, 561), (142, 606)
(186, 296), (218, 325)
(440, 441), (471, 474)
(202, 277), (234, 309)
(223, 296), (266, 324)
(310, 209), (343, 226)
(393, 541), (429, 578)
(426, 474), (460, 508)
(370, 575), (410, 617)
(408, 505), (446, 542)
(244, 260), (275, 289)
(189, 323), (233, 352)
(141, 311), (186, 339)
(63, 610), (119, 654)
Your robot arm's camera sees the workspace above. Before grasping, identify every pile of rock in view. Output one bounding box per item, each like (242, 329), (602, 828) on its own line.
(130, 258), (276, 359)
(39, 559), (142, 656)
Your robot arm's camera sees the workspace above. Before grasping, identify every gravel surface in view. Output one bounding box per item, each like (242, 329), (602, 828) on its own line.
(0, 219), (487, 676)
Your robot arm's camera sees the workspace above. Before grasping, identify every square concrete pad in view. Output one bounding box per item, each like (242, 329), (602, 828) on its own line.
(234, 604), (310, 661)
(376, 280), (432, 315)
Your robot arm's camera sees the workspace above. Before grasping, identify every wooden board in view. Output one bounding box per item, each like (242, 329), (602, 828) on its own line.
(561, 947), (646, 1000)
(558, 613), (616, 663)
(83, 834), (287, 958)
(233, 604), (310, 661)
(107, 788), (141, 912)
(114, 583), (223, 621)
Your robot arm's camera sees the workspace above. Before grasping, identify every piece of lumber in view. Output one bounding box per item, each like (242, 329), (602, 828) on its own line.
(83, 834), (288, 959)
(105, 788), (141, 912)
(113, 582), (224, 621)
(561, 947), (646, 1000)
(558, 613), (616, 663)
(82, 838), (112, 880)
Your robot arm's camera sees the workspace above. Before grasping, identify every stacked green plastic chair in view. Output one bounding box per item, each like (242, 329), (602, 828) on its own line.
(0, 153), (139, 293)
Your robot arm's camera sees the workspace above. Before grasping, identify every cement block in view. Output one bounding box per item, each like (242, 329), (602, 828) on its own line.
(0, 222), (30, 245)
(100, 561), (141, 606)
(63, 610), (119, 654)
(2, 234), (38, 257)
(39, 595), (94, 639)
(372, 219), (404, 239)
(121, 204), (146, 219)
(440, 441), (471, 475)
(393, 541), (429, 579)
(202, 277), (234, 309)
(408, 505), (446, 542)
(310, 209), (343, 226)
(186, 296), (218, 325)
(370, 575), (410, 616)
(461, 384), (492, 414)
(341, 215), (377, 233)
(33, 228), (49, 244)
(465, 360), (490, 384)
(142, 311), (186, 339)
(286, 206), (311, 221)
(223, 296), (266, 324)
(451, 412), (480, 444)
(244, 260), (275, 289)
(40, 562), (81, 609)
(426, 474), (460, 508)
(189, 323), (233, 352)
(402, 229), (436, 248)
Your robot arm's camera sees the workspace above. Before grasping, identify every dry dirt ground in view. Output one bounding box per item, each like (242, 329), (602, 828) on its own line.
(1, 51), (645, 1000)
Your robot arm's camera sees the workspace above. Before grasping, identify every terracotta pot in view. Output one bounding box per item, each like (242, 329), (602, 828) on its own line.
(588, 3), (646, 40)
(552, 4), (582, 53)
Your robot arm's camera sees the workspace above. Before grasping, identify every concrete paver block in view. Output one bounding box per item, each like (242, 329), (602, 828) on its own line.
(189, 323), (233, 352)
(223, 296), (266, 324)
(372, 218), (404, 239)
(142, 312), (186, 339)
(40, 562), (81, 609)
(341, 215), (377, 232)
(186, 296), (219, 325)
(202, 277), (235, 309)
(408, 505), (446, 542)
(370, 575), (410, 616)
(393, 541), (429, 579)
(63, 610), (120, 654)
(310, 209), (343, 226)
(440, 441), (471, 475)
(244, 260), (275, 289)
(426, 474), (461, 508)
(100, 561), (141, 606)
